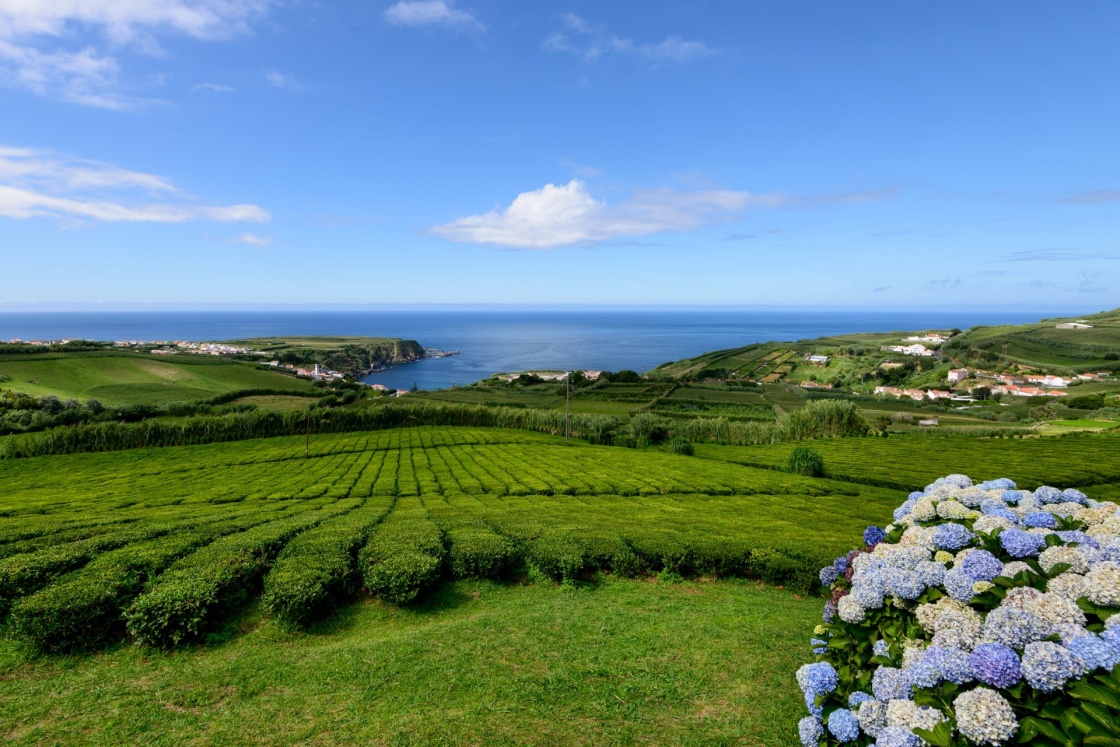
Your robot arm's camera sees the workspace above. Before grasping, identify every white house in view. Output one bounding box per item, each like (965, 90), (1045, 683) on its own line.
(888, 344), (935, 357)
(806, 355), (830, 364)
(947, 368), (970, 383)
(1056, 322), (1093, 329)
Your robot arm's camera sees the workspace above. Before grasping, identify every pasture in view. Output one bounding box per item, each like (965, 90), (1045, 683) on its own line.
(0, 352), (313, 405)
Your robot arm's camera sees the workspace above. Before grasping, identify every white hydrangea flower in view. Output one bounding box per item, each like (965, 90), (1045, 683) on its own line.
(1002, 586), (1043, 610)
(901, 526), (936, 551)
(973, 515), (1016, 534)
(1039, 546), (1089, 574)
(857, 699), (887, 738)
(910, 499), (937, 523)
(1086, 524), (1120, 543)
(937, 500), (971, 520)
(999, 561), (1033, 578)
(930, 608), (984, 650)
(885, 699), (917, 728)
(838, 594), (866, 623)
(1046, 572), (1088, 601)
(909, 705), (947, 733)
(902, 640), (928, 669)
(1027, 593), (1087, 628)
(915, 596), (972, 632)
(954, 688), (1018, 745)
(1085, 562), (1120, 606)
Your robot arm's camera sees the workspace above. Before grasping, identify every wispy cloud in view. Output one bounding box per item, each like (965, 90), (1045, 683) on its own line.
(228, 232), (271, 247)
(1058, 190), (1120, 205)
(0, 145), (269, 225)
(430, 179), (785, 249)
(0, 1), (271, 109)
(544, 14), (716, 64)
(870, 286), (892, 293)
(384, 1), (483, 32)
(1073, 270), (1106, 294)
(996, 248), (1120, 263)
(924, 278), (961, 291)
(264, 69), (304, 90)
(192, 82), (233, 94)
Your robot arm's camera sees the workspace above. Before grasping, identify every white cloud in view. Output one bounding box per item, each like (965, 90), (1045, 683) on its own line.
(544, 14), (716, 64)
(0, 1), (271, 108)
(192, 82), (233, 94)
(0, 145), (269, 225)
(228, 232), (271, 247)
(384, 1), (483, 31)
(264, 69), (304, 90)
(429, 179), (774, 249)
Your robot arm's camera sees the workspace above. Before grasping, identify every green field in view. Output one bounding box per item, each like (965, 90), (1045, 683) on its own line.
(0, 577), (814, 746)
(0, 352), (314, 405)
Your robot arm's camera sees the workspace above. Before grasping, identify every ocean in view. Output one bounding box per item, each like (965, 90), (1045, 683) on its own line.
(0, 309), (1056, 390)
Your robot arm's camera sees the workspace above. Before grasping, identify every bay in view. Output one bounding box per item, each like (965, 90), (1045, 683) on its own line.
(0, 309), (1057, 391)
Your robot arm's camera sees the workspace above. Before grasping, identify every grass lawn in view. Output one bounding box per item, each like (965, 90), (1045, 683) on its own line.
(1037, 419), (1120, 435)
(0, 577), (816, 746)
(0, 354), (313, 405)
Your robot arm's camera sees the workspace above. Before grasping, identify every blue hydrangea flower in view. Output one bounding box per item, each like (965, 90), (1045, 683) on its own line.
(1022, 641), (1082, 692)
(980, 478), (1016, 490)
(915, 560), (945, 587)
(871, 666), (912, 702)
(908, 656), (941, 688)
(811, 637), (829, 655)
(1061, 488), (1088, 505)
(803, 690), (822, 718)
(1102, 627), (1120, 649)
(820, 566), (840, 585)
(1002, 489), (1024, 504)
(940, 474), (973, 489)
(970, 643), (1022, 688)
(884, 568), (924, 601)
(1068, 635), (1120, 673)
(1000, 528), (1046, 558)
(989, 508), (1019, 522)
(1035, 486), (1064, 504)
(864, 525), (888, 546)
(960, 550), (1003, 582)
(798, 716), (824, 747)
(943, 568), (976, 602)
(828, 709), (861, 743)
(894, 501), (916, 522)
(933, 523), (975, 551)
(980, 497), (1009, 514)
(848, 691), (873, 708)
(1023, 511), (1058, 529)
(822, 599), (837, 622)
(923, 646), (973, 684)
(1056, 530), (1098, 549)
(873, 639), (890, 658)
(874, 725), (920, 747)
(797, 662), (839, 696)
(984, 607), (1050, 649)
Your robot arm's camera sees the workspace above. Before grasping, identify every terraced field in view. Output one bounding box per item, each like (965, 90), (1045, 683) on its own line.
(0, 426), (900, 652)
(695, 431), (1120, 490)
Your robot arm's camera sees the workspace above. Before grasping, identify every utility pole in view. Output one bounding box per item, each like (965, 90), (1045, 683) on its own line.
(305, 405), (311, 458)
(565, 371), (571, 442)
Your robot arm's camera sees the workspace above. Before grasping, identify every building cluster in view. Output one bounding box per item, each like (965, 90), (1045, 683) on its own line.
(498, 370), (602, 383)
(264, 362), (345, 382)
(885, 343), (936, 357)
(874, 387), (957, 401)
(904, 333), (951, 344)
(6, 338), (78, 346)
(173, 341), (262, 356)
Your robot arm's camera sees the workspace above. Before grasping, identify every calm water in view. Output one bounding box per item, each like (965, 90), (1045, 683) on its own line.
(0, 310), (1056, 390)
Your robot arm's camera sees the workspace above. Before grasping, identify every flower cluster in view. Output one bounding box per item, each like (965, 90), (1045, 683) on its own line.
(797, 475), (1120, 746)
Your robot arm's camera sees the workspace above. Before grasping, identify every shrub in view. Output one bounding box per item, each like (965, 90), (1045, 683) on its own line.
(262, 500), (391, 629)
(358, 502), (446, 605)
(124, 509), (339, 647)
(796, 475), (1120, 746)
(786, 446), (825, 477)
(446, 527), (519, 579)
(526, 531), (590, 582)
(667, 435), (695, 456)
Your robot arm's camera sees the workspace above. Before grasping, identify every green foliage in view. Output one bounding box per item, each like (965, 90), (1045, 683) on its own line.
(667, 435), (695, 456)
(358, 499), (446, 604)
(262, 500), (393, 629)
(785, 446), (824, 477)
(124, 507), (344, 647)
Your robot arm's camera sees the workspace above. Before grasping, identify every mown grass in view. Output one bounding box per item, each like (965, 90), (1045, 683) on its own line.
(0, 353), (313, 405)
(0, 577), (816, 746)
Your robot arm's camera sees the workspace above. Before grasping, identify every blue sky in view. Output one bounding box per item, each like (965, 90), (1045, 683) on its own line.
(1, 1), (1118, 310)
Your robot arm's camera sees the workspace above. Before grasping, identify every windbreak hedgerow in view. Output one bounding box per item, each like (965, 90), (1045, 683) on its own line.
(797, 475), (1120, 747)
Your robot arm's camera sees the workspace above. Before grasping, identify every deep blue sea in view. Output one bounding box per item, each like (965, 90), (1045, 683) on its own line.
(0, 310), (1057, 390)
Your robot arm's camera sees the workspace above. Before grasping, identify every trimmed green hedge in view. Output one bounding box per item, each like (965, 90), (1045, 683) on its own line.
(358, 498), (446, 605)
(262, 499), (393, 628)
(446, 526), (519, 579)
(124, 503), (349, 647)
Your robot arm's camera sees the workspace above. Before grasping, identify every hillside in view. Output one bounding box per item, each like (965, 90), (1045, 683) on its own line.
(223, 336), (426, 376)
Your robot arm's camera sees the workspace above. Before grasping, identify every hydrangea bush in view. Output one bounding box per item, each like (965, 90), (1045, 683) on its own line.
(797, 475), (1120, 746)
